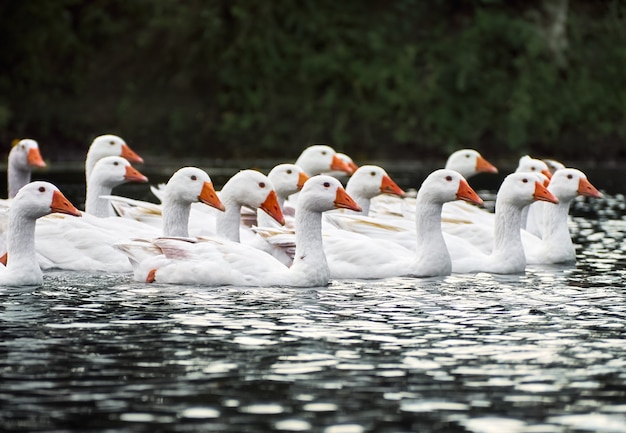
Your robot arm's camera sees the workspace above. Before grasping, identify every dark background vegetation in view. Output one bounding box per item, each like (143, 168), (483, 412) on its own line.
(1, 0), (625, 165)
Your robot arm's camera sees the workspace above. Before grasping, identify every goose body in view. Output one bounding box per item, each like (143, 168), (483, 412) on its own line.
(0, 182), (80, 285)
(116, 176), (361, 287)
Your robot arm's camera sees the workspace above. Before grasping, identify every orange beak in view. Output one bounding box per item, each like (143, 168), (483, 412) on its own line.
(456, 179), (484, 206)
(199, 181), (225, 211)
(334, 187), (362, 212)
(380, 174), (405, 197)
(27, 147), (46, 168)
(124, 165), (149, 183)
(578, 177), (602, 198)
(297, 171), (309, 190)
(50, 189), (82, 217)
(541, 169), (552, 180)
(533, 181), (559, 204)
(475, 155), (497, 174)
(330, 154), (355, 175)
(120, 144), (144, 165)
(260, 190), (285, 225)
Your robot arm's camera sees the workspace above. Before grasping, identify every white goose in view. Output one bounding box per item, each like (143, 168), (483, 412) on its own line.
(33, 167), (222, 272)
(211, 170), (284, 242)
(323, 152), (359, 181)
(85, 156), (148, 217)
(523, 168), (602, 264)
(449, 173), (558, 274)
(445, 149), (498, 179)
(7, 139), (46, 199)
(295, 144), (355, 176)
(0, 182), (81, 286)
(255, 163), (308, 229)
(515, 155), (552, 180)
(115, 175), (361, 287)
(325, 169), (483, 279)
(344, 165), (405, 216)
(85, 134), (144, 183)
(544, 159), (566, 175)
(159, 167), (225, 237)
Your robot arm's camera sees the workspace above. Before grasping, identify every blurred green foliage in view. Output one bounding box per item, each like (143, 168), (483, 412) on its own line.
(1, 0), (625, 162)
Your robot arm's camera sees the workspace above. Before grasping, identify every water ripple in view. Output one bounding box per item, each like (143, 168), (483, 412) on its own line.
(0, 200), (626, 432)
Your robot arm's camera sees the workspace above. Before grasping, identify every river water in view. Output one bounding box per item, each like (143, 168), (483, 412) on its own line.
(1, 181), (626, 432)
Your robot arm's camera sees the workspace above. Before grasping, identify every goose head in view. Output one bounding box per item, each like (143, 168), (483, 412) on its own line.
(85, 134), (144, 181)
(548, 168), (602, 201)
(445, 149), (497, 178)
(12, 181), (81, 219)
(418, 169), (484, 205)
(516, 155), (552, 182)
(299, 175), (361, 213)
(267, 163), (309, 200)
(90, 156), (148, 189)
(498, 172), (559, 208)
(164, 167), (224, 211)
(347, 165), (405, 199)
(222, 170), (285, 225)
(543, 159), (565, 175)
(336, 153), (359, 173)
(295, 145), (355, 176)
(9, 139), (46, 170)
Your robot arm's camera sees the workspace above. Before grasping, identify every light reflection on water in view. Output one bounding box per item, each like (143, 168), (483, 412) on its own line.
(0, 196), (625, 432)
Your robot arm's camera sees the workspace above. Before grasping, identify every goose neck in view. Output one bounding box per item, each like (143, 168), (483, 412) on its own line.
(7, 163), (31, 199)
(493, 202), (524, 256)
(292, 208), (327, 270)
(414, 201), (450, 268)
(85, 180), (113, 218)
(216, 203), (242, 242)
(162, 197), (190, 237)
(7, 211), (37, 269)
(542, 197), (573, 243)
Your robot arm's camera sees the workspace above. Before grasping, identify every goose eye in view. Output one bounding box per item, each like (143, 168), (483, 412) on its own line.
(567, 174), (573, 179)
(321, 151), (327, 155)
(522, 178), (528, 183)
(190, 175), (197, 181)
(530, 167), (536, 171)
(370, 171), (376, 177)
(323, 182), (330, 188)
(445, 176), (452, 181)
(38, 186), (45, 192)
(113, 161), (119, 166)
(109, 141), (115, 145)
(286, 169), (292, 175)
(465, 154), (470, 158)
(259, 182), (266, 188)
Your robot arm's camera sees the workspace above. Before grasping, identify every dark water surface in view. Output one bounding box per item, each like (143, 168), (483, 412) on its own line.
(1, 182), (626, 432)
